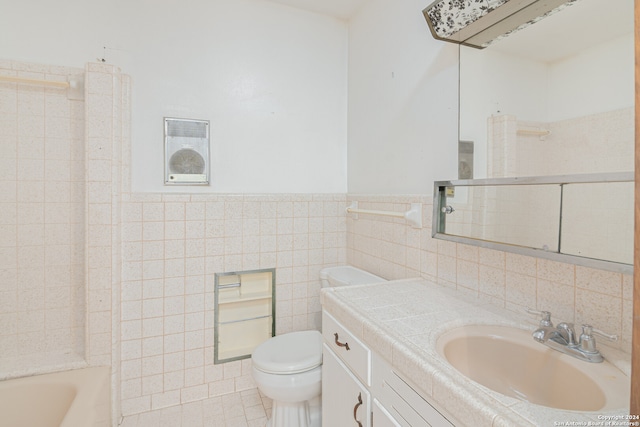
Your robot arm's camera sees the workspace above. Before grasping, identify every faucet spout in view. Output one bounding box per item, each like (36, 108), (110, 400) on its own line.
(533, 326), (557, 343)
(532, 326), (569, 345)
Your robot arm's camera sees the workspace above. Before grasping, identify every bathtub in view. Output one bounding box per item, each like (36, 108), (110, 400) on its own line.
(0, 366), (111, 427)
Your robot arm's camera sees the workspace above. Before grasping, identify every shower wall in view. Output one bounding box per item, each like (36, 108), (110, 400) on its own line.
(0, 60), (86, 375)
(0, 62), (128, 427)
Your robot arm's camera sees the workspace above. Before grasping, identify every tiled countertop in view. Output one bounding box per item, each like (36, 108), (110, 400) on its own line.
(320, 278), (631, 427)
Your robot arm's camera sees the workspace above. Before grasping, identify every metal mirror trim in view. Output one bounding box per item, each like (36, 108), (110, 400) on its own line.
(432, 172), (633, 274)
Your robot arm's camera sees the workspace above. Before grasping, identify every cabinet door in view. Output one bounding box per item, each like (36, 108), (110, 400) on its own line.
(372, 399), (401, 427)
(322, 344), (370, 427)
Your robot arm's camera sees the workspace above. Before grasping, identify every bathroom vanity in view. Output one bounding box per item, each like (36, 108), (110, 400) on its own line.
(322, 310), (454, 426)
(321, 279), (631, 426)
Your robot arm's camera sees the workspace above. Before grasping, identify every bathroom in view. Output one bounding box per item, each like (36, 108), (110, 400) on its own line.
(0, 0), (635, 426)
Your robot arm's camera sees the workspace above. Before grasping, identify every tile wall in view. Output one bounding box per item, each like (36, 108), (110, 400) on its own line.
(118, 193), (346, 415)
(346, 195), (633, 355)
(0, 60), (86, 375)
(85, 62), (130, 423)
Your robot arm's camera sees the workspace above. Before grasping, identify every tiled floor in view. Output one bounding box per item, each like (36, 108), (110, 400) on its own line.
(119, 388), (272, 427)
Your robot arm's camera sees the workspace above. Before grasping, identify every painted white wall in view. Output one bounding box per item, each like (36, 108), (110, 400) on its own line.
(0, 0), (348, 193)
(346, 0), (460, 193)
(128, 1), (348, 193)
(0, 0), (111, 68)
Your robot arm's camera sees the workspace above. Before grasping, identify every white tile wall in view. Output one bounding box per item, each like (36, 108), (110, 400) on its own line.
(84, 62), (130, 423)
(0, 60), (86, 375)
(118, 193), (346, 416)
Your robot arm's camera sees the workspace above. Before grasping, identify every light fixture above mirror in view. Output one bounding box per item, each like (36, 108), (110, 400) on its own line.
(422, 0), (579, 49)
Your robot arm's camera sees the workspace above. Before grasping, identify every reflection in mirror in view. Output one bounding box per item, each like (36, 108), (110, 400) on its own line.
(433, 173), (634, 274)
(444, 184), (560, 250)
(447, 0), (634, 272)
(459, 0), (634, 179)
(561, 181), (634, 265)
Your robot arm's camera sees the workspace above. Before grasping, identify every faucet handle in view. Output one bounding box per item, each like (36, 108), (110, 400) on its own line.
(526, 308), (553, 327)
(582, 324), (618, 342)
(580, 324), (617, 354)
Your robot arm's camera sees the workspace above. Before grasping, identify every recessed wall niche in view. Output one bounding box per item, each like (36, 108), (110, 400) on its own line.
(214, 268), (275, 364)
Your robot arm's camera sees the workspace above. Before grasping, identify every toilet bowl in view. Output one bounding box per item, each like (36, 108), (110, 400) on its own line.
(252, 331), (323, 427)
(251, 266), (386, 427)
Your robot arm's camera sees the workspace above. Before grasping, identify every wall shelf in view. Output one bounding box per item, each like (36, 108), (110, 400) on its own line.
(218, 291), (273, 305)
(214, 268), (275, 364)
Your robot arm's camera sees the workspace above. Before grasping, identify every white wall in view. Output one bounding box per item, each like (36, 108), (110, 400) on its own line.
(346, 0), (459, 193)
(0, 0), (348, 193)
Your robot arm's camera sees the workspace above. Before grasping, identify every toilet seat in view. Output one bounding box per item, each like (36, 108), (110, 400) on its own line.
(252, 330), (322, 374)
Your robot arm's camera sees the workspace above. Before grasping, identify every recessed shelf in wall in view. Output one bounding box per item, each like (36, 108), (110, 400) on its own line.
(218, 298), (272, 324)
(218, 291), (273, 305)
(214, 268), (275, 364)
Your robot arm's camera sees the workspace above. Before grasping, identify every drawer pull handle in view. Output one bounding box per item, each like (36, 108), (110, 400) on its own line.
(353, 392), (363, 427)
(334, 333), (350, 351)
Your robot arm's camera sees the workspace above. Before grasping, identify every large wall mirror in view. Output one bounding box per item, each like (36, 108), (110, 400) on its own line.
(434, 172), (634, 273)
(459, 0), (634, 178)
(439, 0), (635, 272)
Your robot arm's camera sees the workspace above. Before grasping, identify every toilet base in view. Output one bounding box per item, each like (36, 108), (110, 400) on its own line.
(266, 396), (321, 427)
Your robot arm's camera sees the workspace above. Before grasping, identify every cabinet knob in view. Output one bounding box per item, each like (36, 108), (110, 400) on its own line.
(334, 333), (350, 351)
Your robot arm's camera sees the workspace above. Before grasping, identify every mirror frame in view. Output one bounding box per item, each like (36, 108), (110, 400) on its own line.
(432, 172), (634, 274)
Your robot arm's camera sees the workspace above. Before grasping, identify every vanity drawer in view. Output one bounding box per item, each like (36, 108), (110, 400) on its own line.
(322, 311), (370, 386)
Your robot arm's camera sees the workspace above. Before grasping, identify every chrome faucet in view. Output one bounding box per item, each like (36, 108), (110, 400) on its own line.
(526, 309), (617, 363)
(532, 325), (564, 344)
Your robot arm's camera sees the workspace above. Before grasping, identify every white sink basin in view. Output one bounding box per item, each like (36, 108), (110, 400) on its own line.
(436, 325), (629, 412)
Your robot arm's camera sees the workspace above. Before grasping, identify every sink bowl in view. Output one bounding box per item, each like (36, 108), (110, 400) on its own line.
(436, 325), (629, 412)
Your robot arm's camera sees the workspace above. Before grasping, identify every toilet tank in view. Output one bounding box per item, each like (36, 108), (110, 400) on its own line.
(319, 266), (386, 288)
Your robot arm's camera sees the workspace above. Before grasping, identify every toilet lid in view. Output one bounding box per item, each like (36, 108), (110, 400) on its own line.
(252, 330), (323, 374)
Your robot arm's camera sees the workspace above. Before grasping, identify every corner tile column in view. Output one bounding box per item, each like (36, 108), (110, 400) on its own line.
(85, 62), (129, 424)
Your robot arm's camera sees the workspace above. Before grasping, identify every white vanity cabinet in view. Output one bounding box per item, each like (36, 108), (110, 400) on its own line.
(322, 343), (371, 426)
(322, 310), (454, 427)
(322, 311), (371, 426)
(372, 399), (401, 427)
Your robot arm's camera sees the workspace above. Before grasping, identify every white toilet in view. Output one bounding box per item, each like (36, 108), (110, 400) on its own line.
(251, 266), (386, 427)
